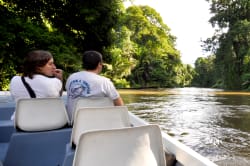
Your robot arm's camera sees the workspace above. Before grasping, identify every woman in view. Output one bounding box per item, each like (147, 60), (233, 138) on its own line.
(10, 50), (63, 119)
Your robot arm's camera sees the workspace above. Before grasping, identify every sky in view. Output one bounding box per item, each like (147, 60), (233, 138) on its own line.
(124, 0), (215, 66)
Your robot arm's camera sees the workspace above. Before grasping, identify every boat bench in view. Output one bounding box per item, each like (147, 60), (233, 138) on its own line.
(0, 143), (8, 163)
(0, 120), (15, 162)
(0, 107), (14, 121)
(0, 106), (15, 146)
(1, 98), (71, 166)
(3, 127), (72, 166)
(0, 121), (14, 143)
(62, 143), (75, 166)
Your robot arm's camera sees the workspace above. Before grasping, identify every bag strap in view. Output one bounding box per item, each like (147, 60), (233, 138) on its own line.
(21, 76), (36, 98)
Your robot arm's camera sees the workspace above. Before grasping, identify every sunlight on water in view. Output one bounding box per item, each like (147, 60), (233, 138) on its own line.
(120, 88), (250, 166)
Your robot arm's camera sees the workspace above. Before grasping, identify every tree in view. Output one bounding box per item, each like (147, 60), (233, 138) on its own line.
(123, 5), (184, 88)
(103, 26), (136, 88)
(204, 0), (250, 90)
(0, 1), (195, 90)
(192, 56), (216, 87)
(0, 0), (123, 90)
(0, 1), (80, 90)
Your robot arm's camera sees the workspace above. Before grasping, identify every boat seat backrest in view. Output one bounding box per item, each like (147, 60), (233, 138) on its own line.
(71, 106), (130, 147)
(15, 98), (69, 131)
(72, 97), (114, 124)
(73, 125), (166, 166)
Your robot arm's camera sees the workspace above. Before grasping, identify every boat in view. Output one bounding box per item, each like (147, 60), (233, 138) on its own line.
(0, 92), (217, 166)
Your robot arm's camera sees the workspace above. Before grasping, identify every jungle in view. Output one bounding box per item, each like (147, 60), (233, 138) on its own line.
(0, 0), (249, 91)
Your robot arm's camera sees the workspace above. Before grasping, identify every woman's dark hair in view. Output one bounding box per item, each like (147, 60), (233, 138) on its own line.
(23, 50), (53, 78)
(82, 50), (103, 70)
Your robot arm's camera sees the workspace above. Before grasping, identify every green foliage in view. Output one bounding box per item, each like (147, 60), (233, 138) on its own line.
(0, 62), (16, 90)
(112, 78), (130, 88)
(122, 5), (187, 88)
(51, 0), (124, 54)
(0, 2), (81, 90)
(212, 79), (224, 89)
(203, 0), (250, 90)
(103, 26), (136, 87)
(241, 73), (250, 90)
(0, 0), (195, 90)
(192, 56), (216, 87)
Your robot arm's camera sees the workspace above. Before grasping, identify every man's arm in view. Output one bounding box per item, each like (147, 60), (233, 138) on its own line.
(113, 97), (124, 106)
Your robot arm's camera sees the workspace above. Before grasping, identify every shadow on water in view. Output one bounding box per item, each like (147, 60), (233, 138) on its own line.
(119, 88), (250, 166)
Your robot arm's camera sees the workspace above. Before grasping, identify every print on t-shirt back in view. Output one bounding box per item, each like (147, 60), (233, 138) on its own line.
(69, 80), (90, 99)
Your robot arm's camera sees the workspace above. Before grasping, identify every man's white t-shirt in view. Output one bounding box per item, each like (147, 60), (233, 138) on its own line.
(10, 74), (62, 119)
(65, 71), (120, 119)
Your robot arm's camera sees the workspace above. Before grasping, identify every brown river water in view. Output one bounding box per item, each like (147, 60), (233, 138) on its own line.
(1, 88), (250, 166)
(119, 88), (250, 166)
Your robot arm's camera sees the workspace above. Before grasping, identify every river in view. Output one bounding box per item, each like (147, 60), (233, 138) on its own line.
(119, 88), (250, 166)
(1, 88), (250, 166)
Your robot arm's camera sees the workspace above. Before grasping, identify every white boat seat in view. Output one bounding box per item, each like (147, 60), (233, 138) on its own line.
(71, 97), (114, 124)
(73, 125), (166, 166)
(15, 98), (70, 131)
(62, 106), (130, 166)
(2, 98), (72, 166)
(71, 106), (130, 147)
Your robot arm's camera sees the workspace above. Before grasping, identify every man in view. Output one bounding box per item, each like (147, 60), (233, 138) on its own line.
(65, 50), (124, 120)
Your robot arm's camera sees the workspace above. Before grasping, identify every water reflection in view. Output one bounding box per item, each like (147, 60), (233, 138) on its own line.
(120, 88), (250, 166)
